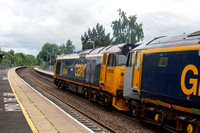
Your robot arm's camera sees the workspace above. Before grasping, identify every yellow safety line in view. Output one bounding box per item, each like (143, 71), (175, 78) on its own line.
(7, 69), (38, 133)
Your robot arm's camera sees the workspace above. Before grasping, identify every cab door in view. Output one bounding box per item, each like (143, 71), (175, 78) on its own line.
(100, 54), (108, 86)
(124, 52), (135, 98)
(133, 51), (141, 89)
(105, 54), (116, 92)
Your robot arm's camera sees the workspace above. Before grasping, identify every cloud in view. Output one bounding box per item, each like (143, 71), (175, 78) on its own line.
(0, 0), (99, 56)
(141, 11), (200, 40)
(0, 0), (200, 57)
(3, 47), (39, 57)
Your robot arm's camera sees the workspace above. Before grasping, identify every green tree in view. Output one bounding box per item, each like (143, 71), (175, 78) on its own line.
(81, 23), (112, 50)
(37, 43), (60, 66)
(14, 53), (26, 66)
(60, 40), (75, 54)
(0, 49), (37, 68)
(25, 55), (37, 66)
(7, 50), (15, 65)
(1, 50), (16, 67)
(1, 51), (11, 67)
(111, 9), (144, 44)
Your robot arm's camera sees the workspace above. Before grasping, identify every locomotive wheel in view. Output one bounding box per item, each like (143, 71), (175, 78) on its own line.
(104, 94), (112, 106)
(131, 107), (140, 117)
(92, 93), (98, 101)
(57, 81), (61, 88)
(58, 82), (64, 89)
(60, 82), (64, 89)
(89, 93), (98, 102)
(84, 90), (88, 98)
(105, 97), (108, 103)
(54, 79), (57, 84)
(130, 100), (140, 117)
(94, 94), (97, 99)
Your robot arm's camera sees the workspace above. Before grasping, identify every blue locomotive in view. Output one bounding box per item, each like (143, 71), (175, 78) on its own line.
(54, 43), (136, 107)
(123, 31), (200, 132)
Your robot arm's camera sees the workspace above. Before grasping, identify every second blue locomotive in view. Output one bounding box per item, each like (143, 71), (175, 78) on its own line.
(123, 31), (200, 132)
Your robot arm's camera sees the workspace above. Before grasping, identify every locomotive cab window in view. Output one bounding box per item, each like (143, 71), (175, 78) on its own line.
(56, 62), (59, 74)
(118, 54), (127, 66)
(135, 52), (140, 67)
(103, 54), (107, 65)
(158, 57), (168, 67)
(126, 52), (134, 67)
(56, 61), (62, 75)
(107, 54), (116, 67)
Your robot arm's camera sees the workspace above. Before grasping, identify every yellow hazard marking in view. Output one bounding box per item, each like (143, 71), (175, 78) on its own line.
(7, 69), (38, 133)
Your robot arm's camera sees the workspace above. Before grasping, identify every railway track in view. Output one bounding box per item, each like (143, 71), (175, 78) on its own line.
(17, 67), (115, 133)
(16, 67), (161, 133)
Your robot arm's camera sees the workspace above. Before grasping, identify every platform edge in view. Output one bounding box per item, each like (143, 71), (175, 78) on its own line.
(7, 68), (38, 133)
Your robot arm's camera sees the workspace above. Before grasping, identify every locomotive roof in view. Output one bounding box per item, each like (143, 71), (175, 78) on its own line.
(57, 43), (137, 59)
(132, 30), (200, 51)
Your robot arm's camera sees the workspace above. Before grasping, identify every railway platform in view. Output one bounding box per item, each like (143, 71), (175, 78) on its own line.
(0, 69), (32, 133)
(5, 67), (92, 133)
(34, 67), (54, 76)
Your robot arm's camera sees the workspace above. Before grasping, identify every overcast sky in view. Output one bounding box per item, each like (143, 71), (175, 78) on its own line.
(0, 0), (200, 56)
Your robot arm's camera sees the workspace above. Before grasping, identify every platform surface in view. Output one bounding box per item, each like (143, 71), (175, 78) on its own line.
(34, 67), (54, 76)
(0, 69), (32, 133)
(7, 67), (91, 133)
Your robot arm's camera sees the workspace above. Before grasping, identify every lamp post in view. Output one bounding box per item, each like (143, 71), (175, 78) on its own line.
(87, 40), (95, 49)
